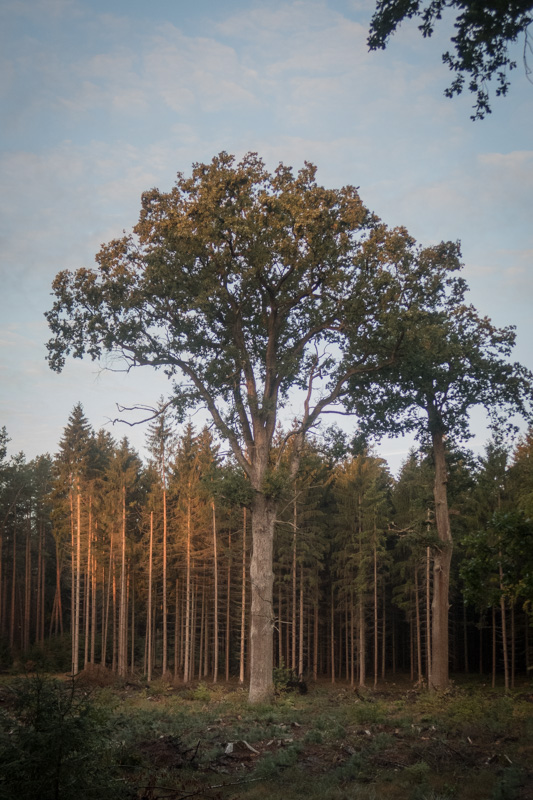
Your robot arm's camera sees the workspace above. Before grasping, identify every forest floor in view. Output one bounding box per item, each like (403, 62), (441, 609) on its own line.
(2, 670), (533, 799)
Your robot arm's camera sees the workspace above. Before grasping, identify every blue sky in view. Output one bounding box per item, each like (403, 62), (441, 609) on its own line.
(1, 0), (532, 471)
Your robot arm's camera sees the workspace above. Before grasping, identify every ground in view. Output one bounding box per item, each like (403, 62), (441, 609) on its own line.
(2, 672), (533, 799)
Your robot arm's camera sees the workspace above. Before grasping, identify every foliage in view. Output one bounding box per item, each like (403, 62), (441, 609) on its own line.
(368, 0), (533, 119)
(46, 152), (465, 495)
(0, 674), (130, 800)
(461, 510), (533, 611)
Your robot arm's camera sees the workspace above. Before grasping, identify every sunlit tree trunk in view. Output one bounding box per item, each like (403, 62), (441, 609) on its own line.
(298, 562), (304, 678)
(225, 532), (231, 682)
(239, 508), (247, 685)
(426, 545), (432, 686)
(174, 579), (179, 680)
(112, 564), (117, 672)
(90, 525), (97, 663)
(118, 486), (127, 677)
(73, 487), (81, 674)
(130, 569), (135, 673)
(147, 512), (153, 682)
(84, 497), (92, 668)
(102, 548), (112, 667)
(373, 544), (378, 688)
(292, 497), (297, 672)
(162, 486), (168, 675)
(183, 497), (192, 684)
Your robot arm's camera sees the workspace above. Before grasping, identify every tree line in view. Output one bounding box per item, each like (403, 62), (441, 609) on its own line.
(1, 411), (532, 690)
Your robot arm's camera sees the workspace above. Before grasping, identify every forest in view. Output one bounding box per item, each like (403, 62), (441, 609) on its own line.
(1, 407), (532, 691)
(3, 153), (533, 798)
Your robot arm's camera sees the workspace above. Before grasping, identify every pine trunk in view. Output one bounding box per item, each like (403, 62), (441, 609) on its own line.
(239, 508), (247, 685)
(147, 512), (153, 682)
(212, 500), (219, 684)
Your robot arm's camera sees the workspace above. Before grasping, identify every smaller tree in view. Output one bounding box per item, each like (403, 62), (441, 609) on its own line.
(350, 286), (533, 688)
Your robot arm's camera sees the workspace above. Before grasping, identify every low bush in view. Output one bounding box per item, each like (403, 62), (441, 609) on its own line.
(0, 674), (131, 800)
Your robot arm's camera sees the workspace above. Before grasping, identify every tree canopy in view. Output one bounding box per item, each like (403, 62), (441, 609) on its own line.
(367, 0), (533, 119)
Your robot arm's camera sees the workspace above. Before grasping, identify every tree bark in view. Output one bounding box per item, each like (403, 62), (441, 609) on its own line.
(239, 508), (247, 685)
(248, 492), (276, 703)
(430, 426), (452, 690)
(147, 512), (153, 682)
(212, 500), (219, 684)
(162, 487), (168, 675)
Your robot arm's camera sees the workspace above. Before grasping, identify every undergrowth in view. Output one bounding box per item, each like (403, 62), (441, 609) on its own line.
(1, 675), (531, 799)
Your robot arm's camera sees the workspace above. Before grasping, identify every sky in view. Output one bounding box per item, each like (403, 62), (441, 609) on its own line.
(1, 0), (532, 473)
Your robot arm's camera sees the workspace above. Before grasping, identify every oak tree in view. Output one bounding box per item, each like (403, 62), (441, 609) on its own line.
(46, 152), (460, 702)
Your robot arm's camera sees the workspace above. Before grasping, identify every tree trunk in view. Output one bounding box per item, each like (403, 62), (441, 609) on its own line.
(248, 492), (276, 703)
(24, 529), (31, 652)
(174, 579), (179, 680)
(147, 512), (153, 682)
(212, 500), (219, 684)
(415, 567), (422, 681)
(426, 545), (432, 685)
(330, 583), (335, 684)
(184, 497), (192, 684)
(118, 486), (127, 678)
(225, 532), (231, 683)
(162, 487), (168, 675)
(239, 508), (247, 685)
(292, 497), (297, 672)
(430, 427), (452, 690)
(73, 488), (81, 675)
(373, 545), (378, 688)
(298, 563), (304, 678)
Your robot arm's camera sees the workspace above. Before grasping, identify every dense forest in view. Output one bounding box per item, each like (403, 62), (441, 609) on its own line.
(1, 408), (532, 689)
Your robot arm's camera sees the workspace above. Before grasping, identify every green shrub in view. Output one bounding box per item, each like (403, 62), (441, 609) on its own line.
(0, 674), (131, 800)
(189, 682), (211, 702)
(273, 659), (296, 693)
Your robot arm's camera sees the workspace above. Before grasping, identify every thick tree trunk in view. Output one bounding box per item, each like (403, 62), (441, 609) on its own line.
(248, 492), (276, 704)
(430, 427), (453, 690)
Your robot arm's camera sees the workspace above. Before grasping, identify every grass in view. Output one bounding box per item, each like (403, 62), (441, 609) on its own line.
(1, 674), (532, 799)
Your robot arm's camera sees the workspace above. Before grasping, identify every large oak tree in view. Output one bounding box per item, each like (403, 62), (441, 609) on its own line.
(46, 151), (461, 702)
